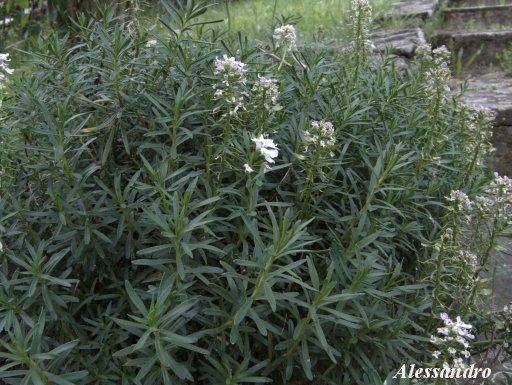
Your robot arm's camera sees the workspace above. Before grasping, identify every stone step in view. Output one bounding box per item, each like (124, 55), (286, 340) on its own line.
(491, 126), (512, 184)
(443, 5), (512, 30)
(462, 76), (512, 126)
(371, 28), (426, 57)
(432, 30), (512, 72)
(386, 0), (442, 20)
(460, 76), (512, 175)
(301, 28), (427, 60)
(449, 0), (512, 7)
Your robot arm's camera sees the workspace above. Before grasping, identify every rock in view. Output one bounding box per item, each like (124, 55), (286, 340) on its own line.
(449, 0), (512, 7)
(443, 4), (512, 30)
(371, 28), (426, 57)
(491, 126), (512, 176)
(460, 76), (512, 174)
(432, 30), (512, 71)
(300, 28), (426, 60)
(462, 76), (512, 126)
(387, 0), (443, 19)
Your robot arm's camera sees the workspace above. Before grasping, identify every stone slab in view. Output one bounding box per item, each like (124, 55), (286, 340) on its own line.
(387, 0), (443, 19)
(460, 77), (512, 174)
(432, 30), (512, 71)
(449, 0), (512, 7)
(443, 4), (512, 29)
(462, 76), (512, 126)
(490, 125), (512, 176)
(371, 28), (427, 57)
(301, 28), (426, 60)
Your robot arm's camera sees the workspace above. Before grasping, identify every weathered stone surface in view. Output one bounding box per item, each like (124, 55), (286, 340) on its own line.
(301, 28), (426, 60)
(489, 233), (512, 306)
(371, 28), (426, 57)
(460, 76), (512, 174)
(462, 76), (512, 126)
(432, 30), (512, 71)
(449, 0), (512, 7)
(491, 126), (512, 176)
(387, 0), (443, 19)
(443, 4), (512, 29)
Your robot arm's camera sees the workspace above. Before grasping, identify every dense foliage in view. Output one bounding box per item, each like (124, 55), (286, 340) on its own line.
(0, 1), (499, 384)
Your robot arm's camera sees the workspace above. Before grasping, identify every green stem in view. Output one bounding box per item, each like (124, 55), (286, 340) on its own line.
(428, 240), (446, 331)
(225, 0), (232, 30)
(299, 151), (319, 216)
(277, 50), (287, 72)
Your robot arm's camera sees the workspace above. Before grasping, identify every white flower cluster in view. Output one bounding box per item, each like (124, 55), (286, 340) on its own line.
(471, 105), (495, 125)
(273, 24), (297, 52)
(415, 43), (433, 61)
(471, 173), (512, 217)
(252, 75), (279, 111)
(431, 313), (475, 369)
(0, 53), (14, 88)
(446, 190), (472, 211)
(462, 105), (496, 163)
(487, 172), (512, 200)
(304, 120), (336, 155)
(145, 39), (157, 47)
(432, 46), (450, 64)
(474, 195), (494, 214)
(351, 0), (373, 54)
(420, 45), (451, 107)
(456, 250), (479, 290)
(214, 55), (247, 87)
(213, 55), (248, 118)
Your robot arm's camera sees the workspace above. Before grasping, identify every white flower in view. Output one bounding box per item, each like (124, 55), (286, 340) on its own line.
(0, 53), (13, 88)
(243, 163), (254, 173)
(440, 312), (450, 321)
(214, 55), (247, 87)
(351, 0), (373, 53)
(273, 25), (297, 51)
(252, 75), (279, 110)
(430, 313), (475, 368)
(487, 172), (512, 201)
(146, 39), (157, 47)
(213, 89), (224, 99)
(303, 120), (336, 155)
(453, 358), (464, 368)
(415, 43), (433, 61)
(252, 134), (279, 163)
(446, 190), (472, 210)
(433, 46), (451, 63)
(227, 96), (245, 117)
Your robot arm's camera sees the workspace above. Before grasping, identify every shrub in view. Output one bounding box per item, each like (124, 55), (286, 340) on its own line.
(0, 0), (499, 384)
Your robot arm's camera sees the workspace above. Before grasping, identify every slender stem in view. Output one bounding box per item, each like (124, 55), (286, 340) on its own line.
(225, 0), (232, 30)
(277, 50), (287, 72)
(428, 241), (446, 331)
(300, 151), (319, 217)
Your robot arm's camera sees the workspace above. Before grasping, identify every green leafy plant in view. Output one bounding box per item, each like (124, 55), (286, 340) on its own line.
(0, 0), (505, 384)
(500, 43), (512, 76)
